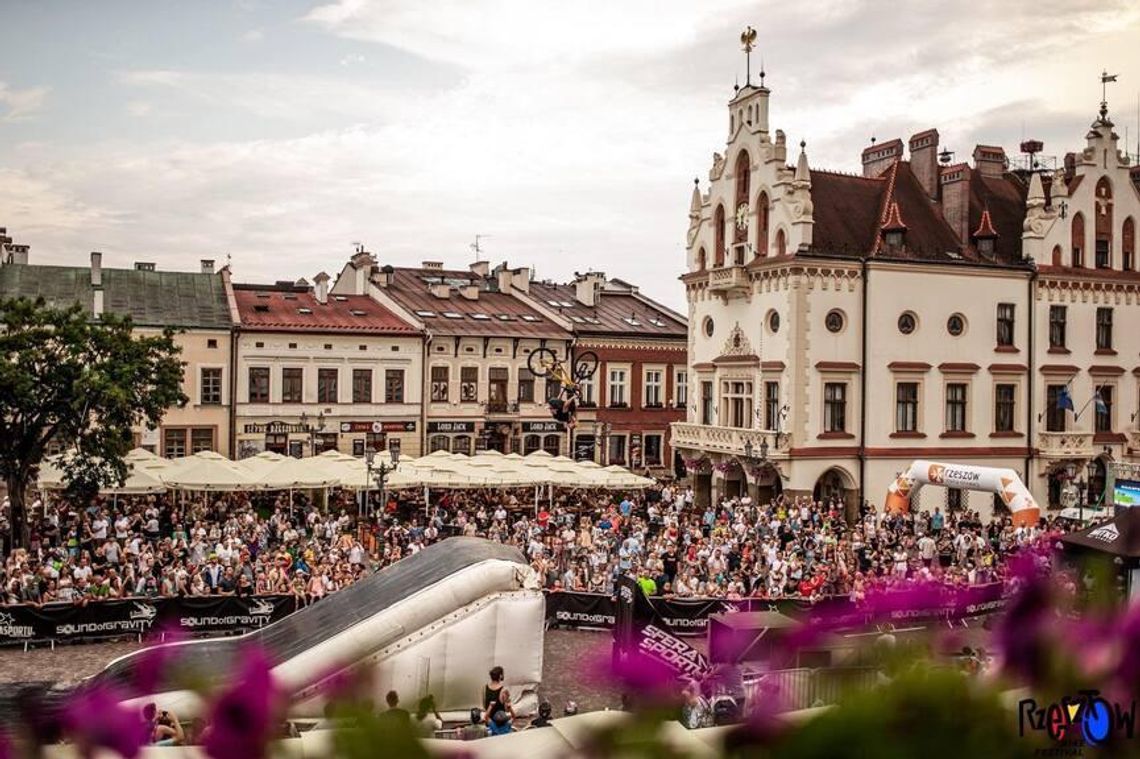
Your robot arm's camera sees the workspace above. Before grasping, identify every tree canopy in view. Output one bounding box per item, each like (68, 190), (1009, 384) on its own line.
(0, 296), (186, 548)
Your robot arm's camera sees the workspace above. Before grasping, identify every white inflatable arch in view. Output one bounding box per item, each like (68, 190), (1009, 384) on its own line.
(885, 460), (1040, 526)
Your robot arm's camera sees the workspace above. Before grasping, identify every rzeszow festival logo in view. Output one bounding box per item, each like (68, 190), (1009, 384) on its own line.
(1020, 691), (1136, 747)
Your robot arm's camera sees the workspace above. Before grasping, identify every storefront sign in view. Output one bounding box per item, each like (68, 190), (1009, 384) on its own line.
(427, 421), (476, 433)
(522, 421), (564, 433)
(244, 421), (308, 434)
(340, 420), (417, 434)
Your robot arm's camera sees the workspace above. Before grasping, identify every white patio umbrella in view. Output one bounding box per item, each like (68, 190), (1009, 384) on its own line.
(249, 457), (341, 490)
(163, 451), (255, 491)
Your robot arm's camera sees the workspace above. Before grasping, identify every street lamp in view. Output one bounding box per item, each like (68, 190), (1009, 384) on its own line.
(299, 410), (326, 457)
(1086, 458), (1099, 512)
(599, 421), (611, 466)
(365, 446), (400, 518)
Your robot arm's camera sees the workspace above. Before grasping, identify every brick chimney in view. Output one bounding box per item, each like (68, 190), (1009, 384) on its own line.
(313, 272), (330, 304)
(469, 261), (490, 278)
(574, 271), (605, 307)
(422, 261), (443, 270)
(374, 264), (394, 289)
(972, 145), (1007, 178)
(861, 138), (903, 178)
(459, 284), (480, 300)
(200, 259), (215, 274)
(940, 163), (971, 245)
(908, 129), (939, 199)
(429, 282), (451, 299)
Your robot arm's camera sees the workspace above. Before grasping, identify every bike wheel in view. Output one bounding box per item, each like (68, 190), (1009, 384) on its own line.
(574, 350), (599, 381)
(527, 346), (559, 378)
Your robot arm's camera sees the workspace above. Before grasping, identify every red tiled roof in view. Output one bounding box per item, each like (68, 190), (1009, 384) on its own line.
(874, 162), (963, 260)
(809, 170), (885, 254)
(968, 172), (1025, 262)
(382, 267), (571, 339)
(528, 281), (686, 338)
(234, 287), (418, 334)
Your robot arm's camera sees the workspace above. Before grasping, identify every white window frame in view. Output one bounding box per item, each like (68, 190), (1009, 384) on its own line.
(643, 366), (664, 407)
(607, 364), (630, 407)
(674, 368), (688, 408)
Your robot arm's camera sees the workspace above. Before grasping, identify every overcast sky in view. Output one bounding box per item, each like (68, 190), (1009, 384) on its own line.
(2, 1), (1139, 311)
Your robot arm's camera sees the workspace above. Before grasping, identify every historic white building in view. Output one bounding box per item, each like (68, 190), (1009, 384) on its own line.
(673, 68), (1140, 518)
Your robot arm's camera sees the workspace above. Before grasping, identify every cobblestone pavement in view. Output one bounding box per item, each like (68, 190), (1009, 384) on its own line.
(0, 629), (627, 714)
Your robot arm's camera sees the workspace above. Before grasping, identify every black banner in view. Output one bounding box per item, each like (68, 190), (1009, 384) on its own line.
(613, 576), (711, 680)
(0, 595), (297, 647)
(547, 583), (1005, 635)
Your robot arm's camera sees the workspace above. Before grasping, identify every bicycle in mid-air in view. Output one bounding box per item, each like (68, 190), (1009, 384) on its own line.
(526, 348), (599, 429)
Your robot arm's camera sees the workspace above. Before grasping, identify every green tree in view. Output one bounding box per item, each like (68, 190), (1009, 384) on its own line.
(0, 297), (186, 549)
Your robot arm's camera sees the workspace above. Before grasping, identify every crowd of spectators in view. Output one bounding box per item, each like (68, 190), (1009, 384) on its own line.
(0, 481), (1073, 608)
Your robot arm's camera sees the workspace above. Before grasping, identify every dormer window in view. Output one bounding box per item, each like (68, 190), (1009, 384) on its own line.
(978, 238), (995, 256)
(885, 230), (904, 248)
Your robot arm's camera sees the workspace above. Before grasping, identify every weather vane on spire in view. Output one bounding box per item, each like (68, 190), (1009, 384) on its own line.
(740, 26), (757, 86)
(1100, 70), (1118, 121)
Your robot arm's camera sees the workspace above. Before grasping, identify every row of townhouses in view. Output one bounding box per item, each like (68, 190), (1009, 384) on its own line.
(0, 243), (686, 474)
(676, 66), (1140, 516)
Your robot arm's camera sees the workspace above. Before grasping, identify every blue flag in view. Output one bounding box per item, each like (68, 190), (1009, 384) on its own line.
(1058, 387), (1075, 412)
(1095, 391), (1108, 414)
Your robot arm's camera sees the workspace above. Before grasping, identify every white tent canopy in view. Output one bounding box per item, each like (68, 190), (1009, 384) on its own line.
(35, 448), (654, 494)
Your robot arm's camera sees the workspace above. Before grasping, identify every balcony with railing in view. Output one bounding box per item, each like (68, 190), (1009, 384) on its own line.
(671, 422), (788, 459)
(707, 265), (749, 295)
(1036, 431), (1095, 459)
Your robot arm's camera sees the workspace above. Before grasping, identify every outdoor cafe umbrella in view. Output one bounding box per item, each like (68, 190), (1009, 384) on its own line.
(163, 451), (255, 491)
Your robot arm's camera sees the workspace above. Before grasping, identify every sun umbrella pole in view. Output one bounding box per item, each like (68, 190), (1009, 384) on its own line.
(534, 484), (539, 517)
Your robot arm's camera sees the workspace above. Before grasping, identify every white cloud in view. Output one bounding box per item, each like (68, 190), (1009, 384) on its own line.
(4, 1), (1140, 312)
(126, 100), (153, 117)
(118, 68), (401, 123)
(0, 82), (49, 122)
(242, 28), (265, 43)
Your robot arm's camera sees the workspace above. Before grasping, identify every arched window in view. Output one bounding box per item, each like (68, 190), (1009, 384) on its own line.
(714, 205), (726, 266)
(1071, 212), (1085, 268)
(1124, 217), (1135, 271)
(429, 435), (450, 453)
(1051, 244), (1063, 266)
(756, 191), (769, 257)
(543, 434), (561, 455)
(775, 228), (787, 257)
(524, 434), (541, 455)
(696, 247), (707, 271)
(734, 151), (750, 247)
(453, 435), (472, 456)
(1095, 177), (1113, 269)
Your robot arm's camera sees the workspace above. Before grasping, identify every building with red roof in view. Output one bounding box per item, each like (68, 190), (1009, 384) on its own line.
(333, 252), (577, 457)
(676, 55), (1140, 518)
(232, 277), (423, 460)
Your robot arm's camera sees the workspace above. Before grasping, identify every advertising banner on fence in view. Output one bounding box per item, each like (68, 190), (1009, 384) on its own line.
(546, 584), (1005, 635)
(0, 596), (298, 646)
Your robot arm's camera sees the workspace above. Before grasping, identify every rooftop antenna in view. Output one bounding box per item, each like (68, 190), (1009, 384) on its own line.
(471, 234), (491, 261)
(740, 26), (757, 86)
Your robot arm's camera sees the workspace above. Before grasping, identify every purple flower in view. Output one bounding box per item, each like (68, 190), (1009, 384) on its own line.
(993, 556), (1053, 684)
(203, 648), (282, 759)
(61, 684), (149, 759)
(134, 625), (187, 693)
